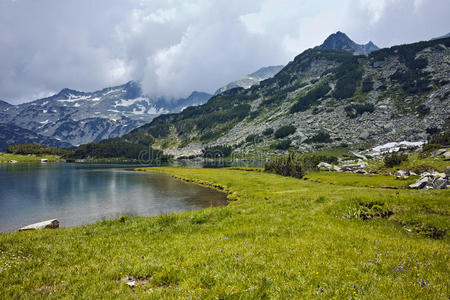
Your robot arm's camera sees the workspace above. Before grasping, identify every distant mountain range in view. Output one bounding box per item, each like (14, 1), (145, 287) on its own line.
(315, 31), (379, 55)
(432, 32), (450, 40)
(215, 65), (284, 94)
(0, 82), (211, 147)
(0, 123), (71, 152)
(4, 31), (449, 155)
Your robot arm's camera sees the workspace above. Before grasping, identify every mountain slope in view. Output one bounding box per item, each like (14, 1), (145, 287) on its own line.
(119, 36), (450, 158)
(0, 123), (71, 152)
(432, 32), (450, 40)
(215, 65), (284, 94)
(0, 82), (211, 146)
(315, 31), (379, 55)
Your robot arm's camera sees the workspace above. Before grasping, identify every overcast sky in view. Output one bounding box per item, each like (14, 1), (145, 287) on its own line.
(1, 0), (449, 104)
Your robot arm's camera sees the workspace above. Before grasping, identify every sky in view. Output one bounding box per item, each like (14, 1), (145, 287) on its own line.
(0, 0), (449, 104)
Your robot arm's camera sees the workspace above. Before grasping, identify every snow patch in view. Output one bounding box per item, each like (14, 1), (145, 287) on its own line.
(58, 94), (91, 102)
(365, 141), (425, 156)
(103, 89), (121, 96)
(114, 97), (149, 107)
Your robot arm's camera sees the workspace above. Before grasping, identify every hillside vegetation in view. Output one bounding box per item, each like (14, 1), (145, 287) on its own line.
(85, 37), (450, 159)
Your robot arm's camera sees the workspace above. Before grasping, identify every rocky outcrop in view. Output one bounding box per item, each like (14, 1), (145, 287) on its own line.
(409, 172), (448, 190)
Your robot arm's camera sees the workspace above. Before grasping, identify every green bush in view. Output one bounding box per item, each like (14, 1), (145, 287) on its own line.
(264, 153), (338, 179)
(332, 56), (363, 100)
(202, 145), (233, 158)
(290, 81), (331, 113)
(416, 104), (430, 117)
(245, 134), (262, 144)
(264, 153), (305, 178)
(274, 125), (296, 139)
(344, 103), (375, 118)
(271, 139), (291, 150)
(305, 131), (332, 143)
(362, 78), (374, 93)
(383, 152), (408, 168)
(7, 144), (71, 156)
(262, 128), (274, 136)
(428, 131), (450, 146)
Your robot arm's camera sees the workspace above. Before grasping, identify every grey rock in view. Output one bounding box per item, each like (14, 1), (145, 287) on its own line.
(433, 178), (448, 189)
(409, 178), (429, 189)
(445, 167), (450, 178)
(396, 170), (409, 179)
(444, 150), (450, 161)
(359, 130), (370, 140)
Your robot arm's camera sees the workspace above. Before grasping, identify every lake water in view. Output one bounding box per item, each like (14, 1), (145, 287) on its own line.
(0, 163), (227, 232)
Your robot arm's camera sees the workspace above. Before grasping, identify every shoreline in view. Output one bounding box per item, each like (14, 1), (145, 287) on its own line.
(0, 167), (448, 298)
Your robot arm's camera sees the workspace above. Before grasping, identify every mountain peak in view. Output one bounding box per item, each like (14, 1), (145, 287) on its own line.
(56, 88), (84, 98)
(0, 99), (12, 106)
(315, 31), (379, 55)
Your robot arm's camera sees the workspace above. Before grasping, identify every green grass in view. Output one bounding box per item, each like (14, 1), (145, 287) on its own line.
(0, 153), (61, 163)
(304, 171), (418, 189)
(0, 167), (448, 298)
(367, 153), (449, 174)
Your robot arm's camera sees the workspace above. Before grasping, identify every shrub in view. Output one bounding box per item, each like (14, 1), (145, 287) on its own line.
(272, 139), (291, 150)
(245, 134), (262, 144)
(264, 153), (305, 178)
(332, 57), (363, 100)
(362, 78), (374, 93)
(7, 144), (71, 156)
(262, 128), (274, 136)
(202, 145), (233, 158)
(305, 131), (332, 143)
(383, 152), (408, 168)
(290, 81), (331, 113)
(264, 153), (338, 179)
(428, 131), (450, 146)
(344, 103), (375, 118)
(274, 125), (296, 139)
(416, 104), (430, 117)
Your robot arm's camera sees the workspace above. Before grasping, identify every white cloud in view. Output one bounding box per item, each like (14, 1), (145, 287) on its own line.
(0, 0), (449, 104)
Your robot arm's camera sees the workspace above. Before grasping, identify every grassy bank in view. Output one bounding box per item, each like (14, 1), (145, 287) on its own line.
(0, 153), (61, 163)
(0, 167), (449, 298)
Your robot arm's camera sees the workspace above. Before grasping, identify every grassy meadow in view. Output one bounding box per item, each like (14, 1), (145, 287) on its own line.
(0, 153), (61, 163)
(0, 167), (448, 298)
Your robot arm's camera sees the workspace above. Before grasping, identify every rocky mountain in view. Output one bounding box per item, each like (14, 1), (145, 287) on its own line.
(0, 82), (211, 146)
(215, 65), (284, 94)
(153, 91), (212, 112)
(118, 35), (450, 158)
(315, 31), (379, 55)
(0, 123), (71, 152)
(432, 32), (450, 40)
(0, 100), (12, 109)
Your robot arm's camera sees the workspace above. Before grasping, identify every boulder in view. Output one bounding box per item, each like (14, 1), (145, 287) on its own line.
(433, 178), (448, 189)
(444, 150), (450, 161)
(317, 162), (341, 172)
(445, 167), (450, 178)
(409, 171), (448, 189)
(349, 151), (368, 160)
(409, 177), (429, 189)
(431, 148), (446, 157)
(317, 162), (332, 170)
(396, 170), (409, 179)
(19, 219), (59, 231)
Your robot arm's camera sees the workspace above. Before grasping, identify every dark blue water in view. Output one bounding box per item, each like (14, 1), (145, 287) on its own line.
(0, 163), (227, 232)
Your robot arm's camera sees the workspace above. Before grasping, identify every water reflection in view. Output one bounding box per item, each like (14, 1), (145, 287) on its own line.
(0, 164), (227, 232)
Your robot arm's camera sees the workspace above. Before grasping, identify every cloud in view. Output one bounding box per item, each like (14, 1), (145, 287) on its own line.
(0, 0), (449, 104)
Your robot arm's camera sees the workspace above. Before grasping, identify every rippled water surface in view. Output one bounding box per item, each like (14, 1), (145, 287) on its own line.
(0, 163), (227, 232)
